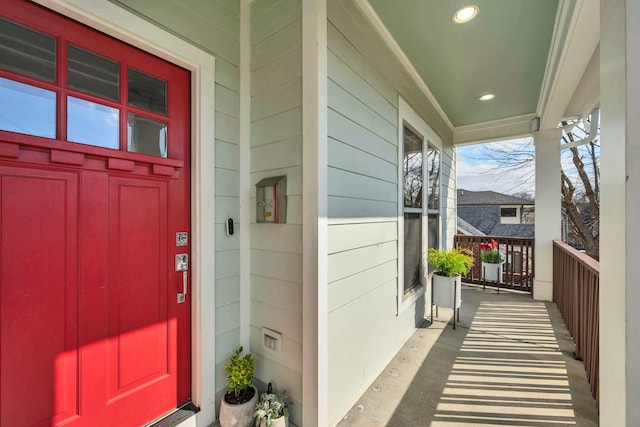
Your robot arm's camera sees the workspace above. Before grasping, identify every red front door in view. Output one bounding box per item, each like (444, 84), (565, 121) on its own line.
(0, 2), (192, 426)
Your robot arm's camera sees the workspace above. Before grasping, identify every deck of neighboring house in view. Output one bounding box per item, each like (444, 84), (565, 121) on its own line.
(337, 285), (599, 426)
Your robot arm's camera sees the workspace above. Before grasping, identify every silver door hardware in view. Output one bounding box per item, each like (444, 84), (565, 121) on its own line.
(176, 232), (188, 246)
(176, 254), (188, 303)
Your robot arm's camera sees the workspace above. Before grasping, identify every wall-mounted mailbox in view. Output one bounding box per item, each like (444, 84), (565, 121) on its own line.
(256, 176), (286, 223)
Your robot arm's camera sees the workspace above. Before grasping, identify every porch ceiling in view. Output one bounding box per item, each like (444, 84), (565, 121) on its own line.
(369, 0), (558, 127)
(365, 0), (600, 143)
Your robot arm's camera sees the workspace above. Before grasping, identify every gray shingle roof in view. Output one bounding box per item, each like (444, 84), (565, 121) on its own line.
(458, 205), (534, 238)
(457, 217), (486, 236)
(457, 189), (533, 206)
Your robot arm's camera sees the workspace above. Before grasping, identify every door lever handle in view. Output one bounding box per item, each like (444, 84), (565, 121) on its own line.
(177, 270), (188, 303)
(176, 254), (188, 303)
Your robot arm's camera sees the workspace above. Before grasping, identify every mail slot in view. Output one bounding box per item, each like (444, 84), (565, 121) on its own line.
(256, 175), (286, 223)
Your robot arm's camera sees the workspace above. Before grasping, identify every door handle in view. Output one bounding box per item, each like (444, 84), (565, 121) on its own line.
(176, 254), (188, 303)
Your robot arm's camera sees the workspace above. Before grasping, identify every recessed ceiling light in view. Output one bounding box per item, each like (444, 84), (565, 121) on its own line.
(478, 93), (495, 101)
(453, 5), (479, 23)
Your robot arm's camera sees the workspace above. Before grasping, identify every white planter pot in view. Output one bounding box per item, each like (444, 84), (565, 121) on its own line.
(219, 386), (259, 427)
(482, 262), (503, 282)
(259, 415), (289, 427)
(432, 274), (461, 309)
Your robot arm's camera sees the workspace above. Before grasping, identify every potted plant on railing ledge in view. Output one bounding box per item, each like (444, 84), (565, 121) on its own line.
(219, 346), (259, 427)
(480, 239), (504, 282)
(427, 248), (474, 311)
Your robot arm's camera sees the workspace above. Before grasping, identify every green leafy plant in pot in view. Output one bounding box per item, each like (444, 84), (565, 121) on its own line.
(427, 247), (474, 277)
(427, 248), (474, 310)
(219, 346), (258, 427)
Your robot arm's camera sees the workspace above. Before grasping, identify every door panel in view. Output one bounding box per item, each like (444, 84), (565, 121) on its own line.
(0, 167), (79, 427)
(108, 178), (171, 397)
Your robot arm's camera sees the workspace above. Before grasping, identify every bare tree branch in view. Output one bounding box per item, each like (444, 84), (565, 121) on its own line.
(469, 114), (600, 259)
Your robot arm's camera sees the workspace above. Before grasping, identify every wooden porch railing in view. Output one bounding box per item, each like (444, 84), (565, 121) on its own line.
(553, 240), (599, 404)
(454, 235), (534, 293)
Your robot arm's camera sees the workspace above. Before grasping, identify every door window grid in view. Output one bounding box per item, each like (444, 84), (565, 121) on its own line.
(0, 15), (170, 158)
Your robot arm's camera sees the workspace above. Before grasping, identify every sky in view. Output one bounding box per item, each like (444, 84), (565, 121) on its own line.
(456, 138), (536, 196)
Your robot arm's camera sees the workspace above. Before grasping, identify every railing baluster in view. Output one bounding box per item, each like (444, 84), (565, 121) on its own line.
(454, 234), (535, 293)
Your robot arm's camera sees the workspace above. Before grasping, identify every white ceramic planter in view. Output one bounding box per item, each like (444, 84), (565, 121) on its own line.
(219, 386), (259, 427)
(259, 415), (289, 427)
(482, 262), (503, 282)
(432, 274), (462, 309)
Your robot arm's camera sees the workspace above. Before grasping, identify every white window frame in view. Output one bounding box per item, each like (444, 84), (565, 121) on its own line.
(397, 97), (443, 314)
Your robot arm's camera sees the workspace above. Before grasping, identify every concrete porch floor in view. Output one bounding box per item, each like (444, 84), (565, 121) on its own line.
(337, 285), (599, 427)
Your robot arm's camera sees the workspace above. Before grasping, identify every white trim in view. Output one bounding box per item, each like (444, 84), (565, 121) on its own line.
(32, 1), (217, 425)
(397, 97), (443, 314)
(302, 0), (328, 426)
(537, 0), (600, 130)
(453, 113), (537, 146)
(354, 0), (454, 132)
(533, 128), (562, 302)
(239, 0), (251, 350)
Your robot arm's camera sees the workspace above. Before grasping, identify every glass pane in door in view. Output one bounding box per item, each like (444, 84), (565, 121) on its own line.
(67, 96), (119, 149)
(127, 113), (167, 157)
(0, 77), (56, 138)
(68, 45), (119, 101)
(128, 68), (166, 115)
(0, 17), (56, 83)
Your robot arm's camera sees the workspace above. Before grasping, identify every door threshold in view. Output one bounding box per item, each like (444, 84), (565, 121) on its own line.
(144, 402), (199, 427)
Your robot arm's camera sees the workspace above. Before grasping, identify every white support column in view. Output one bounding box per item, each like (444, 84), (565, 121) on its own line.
(302, 0), (328, 426)
(533, 128), (562, 301)
(600, 0), (640, 424)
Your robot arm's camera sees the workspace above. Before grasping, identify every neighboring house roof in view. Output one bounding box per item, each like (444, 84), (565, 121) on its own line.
(458, 205), (535, 238)
(457, 217), (486, 236)
(490, 223), (535, 238)
(457, 189), (533, 206)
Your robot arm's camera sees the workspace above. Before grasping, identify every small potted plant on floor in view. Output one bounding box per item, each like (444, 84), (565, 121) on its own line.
(480, 239), (504, 282)
(219, 346), (259, 427)
(254, 383), (290, 427)
(427, 248), (474, 309)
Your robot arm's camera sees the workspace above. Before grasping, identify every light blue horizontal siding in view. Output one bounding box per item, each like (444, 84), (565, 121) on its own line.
(325, 8), (456, 425)
(328, 80), (396, 144)
(250, 2), (303, 425)
(328, 138), (396, 183)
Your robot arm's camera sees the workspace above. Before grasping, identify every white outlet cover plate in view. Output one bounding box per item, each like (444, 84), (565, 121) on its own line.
(261, 327), (283, 357)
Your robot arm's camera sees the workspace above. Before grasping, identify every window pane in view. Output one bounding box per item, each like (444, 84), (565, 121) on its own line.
(67, 96), (119, 149)
(68, 45), (119, 101)
(0, 17), (56, 83)
(427, 145), (440, 210)
(404, 212), (422, 293)
(501, 207), (517, 217)
(403, 126), (423, 208)
(427, 213), (439, 275)
(0, 77), (55, 138)
(127, 113), (167, 157)
(128, 68), (167, 115)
